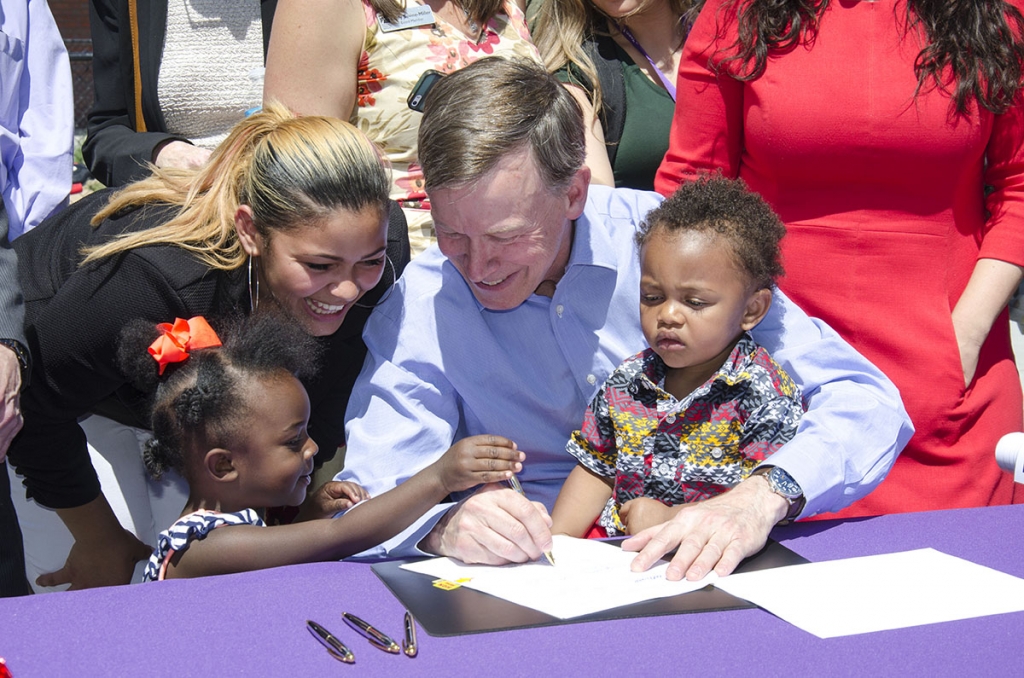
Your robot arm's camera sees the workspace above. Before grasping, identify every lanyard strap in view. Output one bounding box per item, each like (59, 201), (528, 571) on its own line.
(615, 22), (677, 102)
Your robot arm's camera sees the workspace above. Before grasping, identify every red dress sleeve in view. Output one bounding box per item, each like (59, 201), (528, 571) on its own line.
(980, 82), (1024, 268)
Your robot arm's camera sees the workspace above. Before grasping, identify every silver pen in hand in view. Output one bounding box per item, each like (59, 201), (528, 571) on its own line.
(506, 474), (556, 566)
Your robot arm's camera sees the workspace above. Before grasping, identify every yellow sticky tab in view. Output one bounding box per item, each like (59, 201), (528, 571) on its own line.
(432, 577), (472, 590)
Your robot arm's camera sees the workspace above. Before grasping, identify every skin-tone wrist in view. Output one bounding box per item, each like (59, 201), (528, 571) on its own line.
(55, 494), (126, 543)
(0, 344), (23, 378)
(418, 508), (450, 556)
(0, 346), (22, 461)
(950, 258), (1024, 385)
(746, 473), (791, 525)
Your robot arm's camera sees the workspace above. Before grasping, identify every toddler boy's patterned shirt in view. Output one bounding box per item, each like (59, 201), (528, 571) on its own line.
(566, 333), (804, 535)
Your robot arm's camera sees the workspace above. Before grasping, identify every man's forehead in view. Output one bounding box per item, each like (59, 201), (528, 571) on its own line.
(430, 147), (543, 200)
(430, 154), (553, 235)
(433, 196), (537, 237)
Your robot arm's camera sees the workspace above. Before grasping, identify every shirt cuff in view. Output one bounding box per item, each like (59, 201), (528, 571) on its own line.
(341, 502), (454, 562)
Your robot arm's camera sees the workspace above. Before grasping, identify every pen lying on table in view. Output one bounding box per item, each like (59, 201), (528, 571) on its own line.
(343, 612), (401, 654)
(403, 611), (418, 658)
(507, 474), (556, 566)
(306, 620), (355, 664)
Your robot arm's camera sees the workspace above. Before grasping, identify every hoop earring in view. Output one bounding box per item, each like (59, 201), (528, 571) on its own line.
(248, 255), (260, 313)
(354, 255), (397, 309)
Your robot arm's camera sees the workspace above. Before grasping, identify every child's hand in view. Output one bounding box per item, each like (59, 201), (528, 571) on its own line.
(435, 434), (524, 495)
(297, 481), (371, 522)
(619, 497), (680, 535)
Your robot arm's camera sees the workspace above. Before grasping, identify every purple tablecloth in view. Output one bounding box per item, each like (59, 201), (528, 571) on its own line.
(1, 504), (1021, 677)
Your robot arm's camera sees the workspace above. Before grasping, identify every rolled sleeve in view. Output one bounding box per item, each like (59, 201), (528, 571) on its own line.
(749, 291), (915, 518)
(979, 98), (1024, 267)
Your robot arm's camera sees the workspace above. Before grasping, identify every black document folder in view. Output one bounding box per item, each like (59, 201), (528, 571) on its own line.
(371, 538), (807, 636)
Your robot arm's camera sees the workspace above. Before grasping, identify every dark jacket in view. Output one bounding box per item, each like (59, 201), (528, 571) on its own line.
(8, 190), (408, 509)
(83, 0), (278, 187)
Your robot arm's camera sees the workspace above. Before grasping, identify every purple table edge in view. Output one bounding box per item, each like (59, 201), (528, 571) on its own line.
(1, 504), (1021, 677)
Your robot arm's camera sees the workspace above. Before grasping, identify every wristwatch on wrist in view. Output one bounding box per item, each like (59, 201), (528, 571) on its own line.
(0, 338), (30, 386)
(750, 465), (805, 524)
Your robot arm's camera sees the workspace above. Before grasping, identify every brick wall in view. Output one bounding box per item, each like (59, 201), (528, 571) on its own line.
(50, 0), (91, 40)
(50, 0), (94, 129)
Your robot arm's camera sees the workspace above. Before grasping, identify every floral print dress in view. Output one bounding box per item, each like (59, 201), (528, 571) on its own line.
(355, 0), (540, 256)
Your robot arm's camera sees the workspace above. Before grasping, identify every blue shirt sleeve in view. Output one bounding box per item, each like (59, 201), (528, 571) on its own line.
(749, 290), (914, 518)
(0, 0), (73, 238)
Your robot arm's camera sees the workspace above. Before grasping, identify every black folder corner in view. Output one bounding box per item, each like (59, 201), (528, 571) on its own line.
(371, 538), (807, 636)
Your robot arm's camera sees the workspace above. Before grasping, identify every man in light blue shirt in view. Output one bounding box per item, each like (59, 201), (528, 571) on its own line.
(1, 0), (73, 597)
(338, 57), (913, 580)
(1, 0), (73, 240)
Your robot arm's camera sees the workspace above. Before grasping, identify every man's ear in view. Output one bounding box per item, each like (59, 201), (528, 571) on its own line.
(205, 448), (239, 482)
(564, 166), (591, 221)
(740, 288), (773, 331)
(234, 205), (262, 257)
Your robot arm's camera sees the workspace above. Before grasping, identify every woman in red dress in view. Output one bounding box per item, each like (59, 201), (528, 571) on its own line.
(656, 0), (1024, 517)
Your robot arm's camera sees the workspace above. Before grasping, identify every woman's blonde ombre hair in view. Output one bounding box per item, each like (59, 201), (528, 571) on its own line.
(533, 0), (694, 117)
(82, 102), (390, 271)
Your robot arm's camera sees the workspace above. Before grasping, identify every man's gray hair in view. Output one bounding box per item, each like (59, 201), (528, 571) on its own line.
(418, 56), (586, 192)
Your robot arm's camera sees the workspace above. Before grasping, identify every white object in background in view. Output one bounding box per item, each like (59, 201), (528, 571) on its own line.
(995, 432), (1024, 484)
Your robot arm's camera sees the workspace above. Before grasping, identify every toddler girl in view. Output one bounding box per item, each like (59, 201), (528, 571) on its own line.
(119, 311), (523, 581)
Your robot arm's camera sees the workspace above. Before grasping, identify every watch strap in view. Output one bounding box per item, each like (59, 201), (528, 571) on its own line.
(0, 338), (30, 387)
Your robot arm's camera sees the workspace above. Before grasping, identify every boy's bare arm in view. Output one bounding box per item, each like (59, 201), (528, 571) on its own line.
(550, 464), (614, 537)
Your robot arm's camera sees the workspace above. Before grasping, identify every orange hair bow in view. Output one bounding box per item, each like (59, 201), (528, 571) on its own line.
(148, 316), (222, 375)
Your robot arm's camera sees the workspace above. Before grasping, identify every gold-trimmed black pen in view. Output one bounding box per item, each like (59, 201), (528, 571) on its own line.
(402, 611), (418, 658)
(306, 620), (355, 664)
(507, 474), (556, 566)
(342, 612), (400, 654)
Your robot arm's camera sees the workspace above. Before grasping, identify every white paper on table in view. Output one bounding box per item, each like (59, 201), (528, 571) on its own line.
(400, 535), (716, 619)
(713, 547), (1024, 638)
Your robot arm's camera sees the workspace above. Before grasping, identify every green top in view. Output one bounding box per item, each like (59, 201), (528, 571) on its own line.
(557, 38), (675, 191)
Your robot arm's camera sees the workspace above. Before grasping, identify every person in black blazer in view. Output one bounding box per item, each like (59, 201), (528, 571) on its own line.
(7, 104), (409, 591)
(84, 0), (278, 187)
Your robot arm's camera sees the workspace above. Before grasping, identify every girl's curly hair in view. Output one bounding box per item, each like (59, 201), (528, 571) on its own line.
(117, 309), (320, 480)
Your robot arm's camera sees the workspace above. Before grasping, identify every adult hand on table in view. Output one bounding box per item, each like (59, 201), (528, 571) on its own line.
(0, 347), (23, 461)
(37, 495), (153, 589)
(621, 475), (788, 581)
(420, 483), (553, 564)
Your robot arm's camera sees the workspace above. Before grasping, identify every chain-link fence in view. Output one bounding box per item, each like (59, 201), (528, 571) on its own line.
(66, 38), (93, 130)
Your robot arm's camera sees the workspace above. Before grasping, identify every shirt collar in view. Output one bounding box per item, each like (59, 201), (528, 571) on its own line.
(636, 332), (759, 398)
(565, 186), (627, 273)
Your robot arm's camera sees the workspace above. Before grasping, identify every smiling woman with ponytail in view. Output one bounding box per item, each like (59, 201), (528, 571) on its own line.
(5, 103), (409, 592)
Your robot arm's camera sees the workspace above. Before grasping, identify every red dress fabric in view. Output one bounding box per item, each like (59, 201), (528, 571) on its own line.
(656, 0), (1024, 517)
